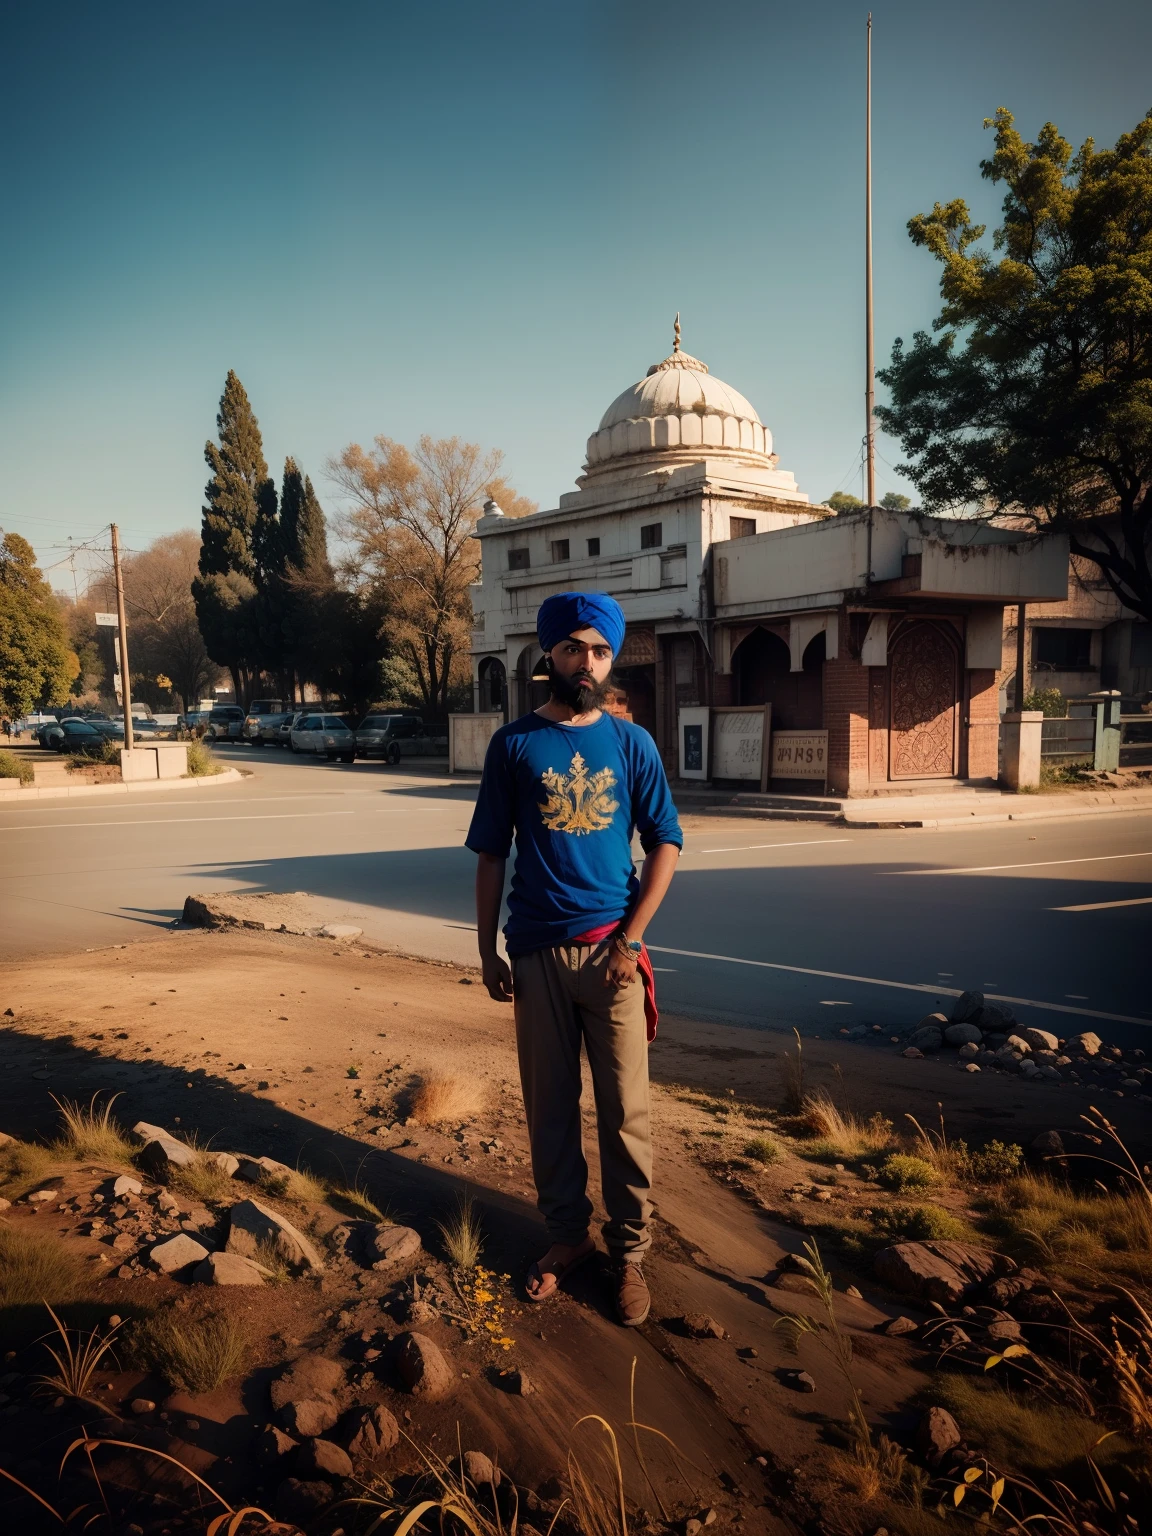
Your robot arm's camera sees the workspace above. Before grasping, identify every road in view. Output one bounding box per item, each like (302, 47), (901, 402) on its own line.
(2, 744), (1149, 1046)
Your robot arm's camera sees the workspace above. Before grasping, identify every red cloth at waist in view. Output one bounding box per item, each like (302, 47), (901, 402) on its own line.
(570, 922), (658, 1042)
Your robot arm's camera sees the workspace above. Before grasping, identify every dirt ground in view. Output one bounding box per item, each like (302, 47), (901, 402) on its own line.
(1, 925), (1146, 1532)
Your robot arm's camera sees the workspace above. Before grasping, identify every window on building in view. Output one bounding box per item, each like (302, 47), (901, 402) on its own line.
(508, 547), (530, 571)
(587, 537), (600, 557)
(730, 516), (756, 539)
(640, 522), (662, 549)
(1033, 627), (1093, 671)
(551, 539), (570, 562)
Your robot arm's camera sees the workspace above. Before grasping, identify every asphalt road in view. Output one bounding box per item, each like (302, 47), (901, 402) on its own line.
(2, 743), (1149, 1046)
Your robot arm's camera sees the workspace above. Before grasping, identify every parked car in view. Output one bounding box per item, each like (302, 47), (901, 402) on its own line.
(278, 709), (310, 746)
(205, 705), (245, 742)
(247, 697), (287, 717)
(355, 714), (447, 764)
(244, 707), (294, 743)
(39, 718), (107, 756)
(289, 713), (356, 762)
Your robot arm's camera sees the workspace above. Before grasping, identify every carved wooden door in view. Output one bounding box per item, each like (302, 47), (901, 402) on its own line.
(889, 622), (958, 779)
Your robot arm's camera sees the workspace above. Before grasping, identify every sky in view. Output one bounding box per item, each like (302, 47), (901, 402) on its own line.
(2, 0), (1150, 588)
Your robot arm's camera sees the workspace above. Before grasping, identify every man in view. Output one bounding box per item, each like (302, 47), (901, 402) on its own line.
(466, 591), (681, 1327)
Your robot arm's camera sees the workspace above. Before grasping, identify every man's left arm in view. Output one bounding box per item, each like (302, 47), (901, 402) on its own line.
(605, 734), (683, 988)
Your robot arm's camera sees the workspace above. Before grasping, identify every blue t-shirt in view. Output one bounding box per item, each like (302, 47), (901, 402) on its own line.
(465, 711), (683, 954)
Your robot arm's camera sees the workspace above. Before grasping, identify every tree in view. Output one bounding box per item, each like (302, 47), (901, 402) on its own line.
(877, 107), (1152, 621)
(0, 532), (76, 716)
(880, 491), (912, 511)
(193, 371), (277, 701)
(825, 491), (865, 515)
(329, 435), (536, 718)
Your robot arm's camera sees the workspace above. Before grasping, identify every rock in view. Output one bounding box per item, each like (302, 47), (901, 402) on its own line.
(463, 1450), (501, 1487)
(1019, 1059), (1040, 1078)
(880, 1316), (919, 1337)
(369, 1224), (422, 1269)
(951, 991), (983, 1023)
(206, 1152), (240, 1176)
(986, 1319), (1025, 1344)
(155, 1190), (180, 1213)
(1037, 1065), (1062, 1082)
(226, 1198), (324, 1271)
(1022, 1028), (1059, 1052)
(275, 1479), (333, 1523)
(934, 1324), (971, 1348)
(27, 1188), (57, 1202)
(1005, 1034), (1033, 1055)
(280, 1399), (339, 1438)
(132, 1121), (198, 1174)
(782, 1370), (816, 1392)
(986, 1275), (1035, 1307)
(686, 1522), (703, 1536)
(874, 1241), (1012, 1307)
(396, 1332), (454, 1399)
(907, 1026), (943, 1053)
(343, 1404), (400, 1460)
(112, 1175), (142, 1197)
(914, 1011), (949, 1033)
(681, 1313), (726, 1339)
(149, 1233), (210, 1273)
(507, 1368), (533, 1395)
(271, 1355), (345, 1412)
(914, 1406), (961, 1464)
(845, 1285), (863, 1299)
(318, 923), (362, 940)
(963, 1063), (981, 1073)
(1068, 1031), (1102, 1056)
(131, 1398), (156, 1414)
(975, 1050), (998, 1067)
(193, 1251), (269, 1285)
(944, 1023), (983, 1047)
(295, 1437), (353, 1480)
(256, 1425), (299, 1464)
(902, 1047), (924, 1060)
(976, 1003), (1015, 1032)
(0, 1198), (10, 1212)
(235, 1154), (293, 1184)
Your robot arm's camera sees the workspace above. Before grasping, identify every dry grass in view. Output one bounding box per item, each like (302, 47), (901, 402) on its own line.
(801, 1091), (894, 1162)
(170, 1154), (239, 1205)
(261, 1165), (328, 1204)
(51, 1092), (135, 1164)
(409, 1071), (487, 1127)
(979, 1172), (1152, 1281)
(128, 1306), (249, 1392)
(0, 1137), (58, 1193)
(743, 1135), (780, 1164)
(437, 1194), (484, 1270)
(185, 739), (222, 776)
(0, 1228), (85, 1314)
(35, 1303), (124, 1399)
(782, 1027), (806, 1112)
(327, 1179), (386, 1221)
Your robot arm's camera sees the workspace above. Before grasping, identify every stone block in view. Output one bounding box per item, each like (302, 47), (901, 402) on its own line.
(950, 990), (983, 1023)
(120, 747), (159, 781)
(193, 1251), (268, 1285)
(944, 1023), (983, 1047)
(396, 1332), (454, 1399)
(153, 743), (188, 779)
(132, 1121), (198, 1175)
(149, 1233), (210, 1273)
(226, 1197), (324, 1271)
(1022, 1028), (1059, 1052)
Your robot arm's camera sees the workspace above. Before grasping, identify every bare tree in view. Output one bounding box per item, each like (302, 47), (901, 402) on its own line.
(328, 435), (535, 717)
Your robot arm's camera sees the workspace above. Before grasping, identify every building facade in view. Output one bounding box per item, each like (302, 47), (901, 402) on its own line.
(470, 331), (1070, 795)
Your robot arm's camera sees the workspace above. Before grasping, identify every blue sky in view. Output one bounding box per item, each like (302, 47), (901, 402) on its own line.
(2, 0), (1149, 585)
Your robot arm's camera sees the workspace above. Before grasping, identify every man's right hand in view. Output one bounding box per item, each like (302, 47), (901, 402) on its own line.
(481, 953), (514, 1003)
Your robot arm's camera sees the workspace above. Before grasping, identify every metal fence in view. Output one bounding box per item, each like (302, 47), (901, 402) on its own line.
(1040, 715), (1096, 764)
(1120, 715), (1152, 768)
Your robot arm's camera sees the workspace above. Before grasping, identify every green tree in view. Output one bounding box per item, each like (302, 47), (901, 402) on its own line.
(825, 491), (865, 515)
(0, 532), (76, 717)
(274, 457), (336, 700)
(877, 107), (1152, 622)
(192, 371), (277, 701)
(880, 491), (912, 511)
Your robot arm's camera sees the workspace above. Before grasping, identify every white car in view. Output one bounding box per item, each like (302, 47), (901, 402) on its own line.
(288, 713), (356, 762)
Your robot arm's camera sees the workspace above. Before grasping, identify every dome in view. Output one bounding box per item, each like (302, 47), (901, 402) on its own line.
(583, 319), (776, 481)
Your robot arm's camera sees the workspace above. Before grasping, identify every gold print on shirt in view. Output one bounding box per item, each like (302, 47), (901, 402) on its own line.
(538, 752), (619, 835)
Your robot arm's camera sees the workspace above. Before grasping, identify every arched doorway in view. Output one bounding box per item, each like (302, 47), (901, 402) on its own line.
(733, 626), (823, 729)
(889, 621), (959, 778)
(515, 643), (550, 715)
(477, 657), (507, 717)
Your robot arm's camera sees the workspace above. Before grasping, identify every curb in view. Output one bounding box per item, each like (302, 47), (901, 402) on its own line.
(0, 768), (245, 803)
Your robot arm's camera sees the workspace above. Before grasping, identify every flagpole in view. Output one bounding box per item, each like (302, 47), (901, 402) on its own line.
(865, 11), (876, 513)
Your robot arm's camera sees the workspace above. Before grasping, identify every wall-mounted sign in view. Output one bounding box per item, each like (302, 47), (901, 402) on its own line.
(711, 706), (771, 790)
(771, 730), (828, 781)
(677, 706), (709, 781)
(95, 612), (118, 627)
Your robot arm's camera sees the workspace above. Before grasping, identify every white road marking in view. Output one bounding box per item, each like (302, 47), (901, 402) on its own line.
(684, 839), (855, 855)
(1053, 895), (1152, 912)
(893, 851), (1152, 875)
(645, 944), (1152, 1028)
(0, 812), (357, 832)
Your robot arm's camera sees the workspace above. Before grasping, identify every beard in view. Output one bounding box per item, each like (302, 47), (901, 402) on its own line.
(548, 665), (610, 713)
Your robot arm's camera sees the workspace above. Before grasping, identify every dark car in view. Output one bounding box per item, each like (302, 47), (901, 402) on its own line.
(355, 713), (447, 764)
(205, 705), (245, 742)
(40, 718), (107, 756)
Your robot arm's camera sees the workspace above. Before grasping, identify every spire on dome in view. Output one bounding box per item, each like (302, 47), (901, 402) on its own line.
(673, 312), (681, 354)
(647, 315), (708, 376)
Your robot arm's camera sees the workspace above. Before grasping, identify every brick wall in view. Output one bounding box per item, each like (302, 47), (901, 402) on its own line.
(966, 668), (999, 780)
(824, 623), (870, 794)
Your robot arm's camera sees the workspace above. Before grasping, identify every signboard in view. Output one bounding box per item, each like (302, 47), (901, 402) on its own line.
(677, 706), (709, 781)
(771, 730), (829, 782)
(95, 612), (118, 627)
(711, 706), (771, 790)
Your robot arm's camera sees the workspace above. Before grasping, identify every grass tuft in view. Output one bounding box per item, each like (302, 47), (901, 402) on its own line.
(874, 1203), (968, 1242)
(261, 1166), (328, 1205)
(409, 1072), (487, 1127)
(0, 1138), (59, 1193)
(328, 1179), (386, 1221)
(35, 1303), (123, 1400)
(979, 1171), (1152, 1281)
(877, 1154), (939, 1192)
(51, 1093), (135, 1165)
(127, 1306), (249, 1392)
(743, 1136), (780, 1165)
(802, 1092), (893, 1161)
(170, 1154), (239, 1205)
(437, 1193), (484, 1270)
(0, 749), (33, 784)
(0, 1228), (85, 1314)
(185, 739), (222, 776)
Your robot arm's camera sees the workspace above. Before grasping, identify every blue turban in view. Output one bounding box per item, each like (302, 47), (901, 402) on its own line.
(536, 591), (626, 657)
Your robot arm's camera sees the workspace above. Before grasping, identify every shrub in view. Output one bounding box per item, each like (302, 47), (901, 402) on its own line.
(127, 1307), (248, 1392)
(0, 749), (33, 784)
(1023, 687), (1066, 718)
(961, 1140), (1022, 1183)
(185, 739), (221, 776)
(801, 1093), (893, 1161)
(743, 1136), (780, 1165)
(875, 1203), (966, 1241)
(410, 1072), (487, 1127)
(877, 1154), (939, 1192)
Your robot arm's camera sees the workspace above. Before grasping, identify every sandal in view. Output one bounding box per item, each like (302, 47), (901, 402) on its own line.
(524, 1240), (596, 1303)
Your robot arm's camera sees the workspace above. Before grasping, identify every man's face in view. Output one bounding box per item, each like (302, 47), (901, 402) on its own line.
(547, 626), (613, 711)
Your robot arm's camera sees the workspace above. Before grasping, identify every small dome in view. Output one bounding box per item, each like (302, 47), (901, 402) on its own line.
(584, 319), (775, 480)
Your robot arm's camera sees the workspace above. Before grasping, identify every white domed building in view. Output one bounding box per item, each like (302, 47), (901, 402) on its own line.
(469, 325), (1067, 796)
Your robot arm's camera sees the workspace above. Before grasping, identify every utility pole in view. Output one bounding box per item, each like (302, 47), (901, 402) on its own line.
(865, 12), (876, 512)
(110, 524), (134, 752)
(1015, 602), (1028, 712)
